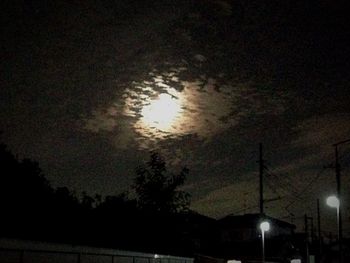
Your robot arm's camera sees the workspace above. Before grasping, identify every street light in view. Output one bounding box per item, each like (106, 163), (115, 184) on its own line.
(326, 195), (341, 262)
(326, 195), (340, 209)
(260, 221), (270, 263)
(331, 139), (350, 263)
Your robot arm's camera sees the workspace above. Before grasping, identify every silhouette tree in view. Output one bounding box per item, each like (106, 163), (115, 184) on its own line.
(96, 193), (136, 213)
(0, 145), (53, 211)
(81, 191), (95, 210)
(0, 141), (84, 241)
(134, 152), (190, 213)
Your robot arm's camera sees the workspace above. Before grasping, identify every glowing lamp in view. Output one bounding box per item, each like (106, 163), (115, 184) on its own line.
(260, 221), (270, 232)
(326, 195), (340, 208)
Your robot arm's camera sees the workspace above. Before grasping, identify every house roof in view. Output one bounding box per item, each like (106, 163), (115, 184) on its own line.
(218, 213), (296, 230)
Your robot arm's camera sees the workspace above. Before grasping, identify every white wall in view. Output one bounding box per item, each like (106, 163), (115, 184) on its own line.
(0, 238), (194, 263)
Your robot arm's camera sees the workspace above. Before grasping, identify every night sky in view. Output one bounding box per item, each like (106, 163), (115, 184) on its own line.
(1, 0), (350, 235)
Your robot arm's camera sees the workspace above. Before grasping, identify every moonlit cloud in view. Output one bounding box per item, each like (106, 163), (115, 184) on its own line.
(84, 61), (288, 155)
(84, 107), (119, 133)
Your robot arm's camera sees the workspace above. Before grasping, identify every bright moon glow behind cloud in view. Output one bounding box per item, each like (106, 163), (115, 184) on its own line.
(140, 93), (182, 132)
(84, 65), (287, 151)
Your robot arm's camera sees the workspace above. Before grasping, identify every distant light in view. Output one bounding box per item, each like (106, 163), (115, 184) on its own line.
(227, 260), (241, 263)
(260, 221), (270, 232)
(326, 195), (340, 208)
(154, 254), (160, 259)
(291, 259), (301, 263)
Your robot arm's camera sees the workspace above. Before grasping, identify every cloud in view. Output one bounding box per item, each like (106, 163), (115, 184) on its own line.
(191, 112), (350, 234)
(83, 61), (288, 151)
(84, 107), (118, 133)
(291, 113), (350, 152)
(190, 173), (260, 218)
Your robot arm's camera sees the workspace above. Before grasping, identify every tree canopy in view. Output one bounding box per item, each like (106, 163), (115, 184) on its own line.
(134, 152), (190, 213)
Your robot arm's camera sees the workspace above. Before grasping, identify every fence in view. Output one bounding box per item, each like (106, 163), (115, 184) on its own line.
(0, 238), (194, 263)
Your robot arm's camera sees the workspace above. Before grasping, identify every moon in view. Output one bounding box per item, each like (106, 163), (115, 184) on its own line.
(140, 93), (182, 132)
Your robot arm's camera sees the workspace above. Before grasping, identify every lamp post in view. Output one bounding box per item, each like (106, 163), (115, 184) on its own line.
(326, 195), (340, 262)
(331, 139), (350, 263)
(260, 221), (270, 263)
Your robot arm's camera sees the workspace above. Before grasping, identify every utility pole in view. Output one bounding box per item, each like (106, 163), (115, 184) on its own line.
(334, 144), (342, 263)
(317, 199), (322, 262)
(304, 215), (314, 263)
(305, 214), (309, 263)
(333, 139), (350, 263)
(259, 143), (264, 214)
(310, 217), (315, 243)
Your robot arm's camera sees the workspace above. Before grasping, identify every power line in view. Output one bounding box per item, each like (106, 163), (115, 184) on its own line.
(339, 149), (350, 163)
(263, 166), (301, 196)
(266, 174), (300, 196)
(264, 165), (296, 186)
(230, 204), (259, 215)
(263, 161), (305, 189)
(285, 167), (328, 210)
(264, 174), (282, 198)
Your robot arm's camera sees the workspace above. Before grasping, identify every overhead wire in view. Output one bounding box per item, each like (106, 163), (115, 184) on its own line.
(263, 165), (301, 196)
(263, 161), (306, 190)
(284, 166), (328, 210)
(230, 204), (259, 215)
(231, 147), (345, 218)
(264, 174), (282, 198)
(263, 163), (328, 222)
(260, 147), (349, 227)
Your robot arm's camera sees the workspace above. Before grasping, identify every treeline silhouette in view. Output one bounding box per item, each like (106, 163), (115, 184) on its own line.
(0, 142), (215, 256)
